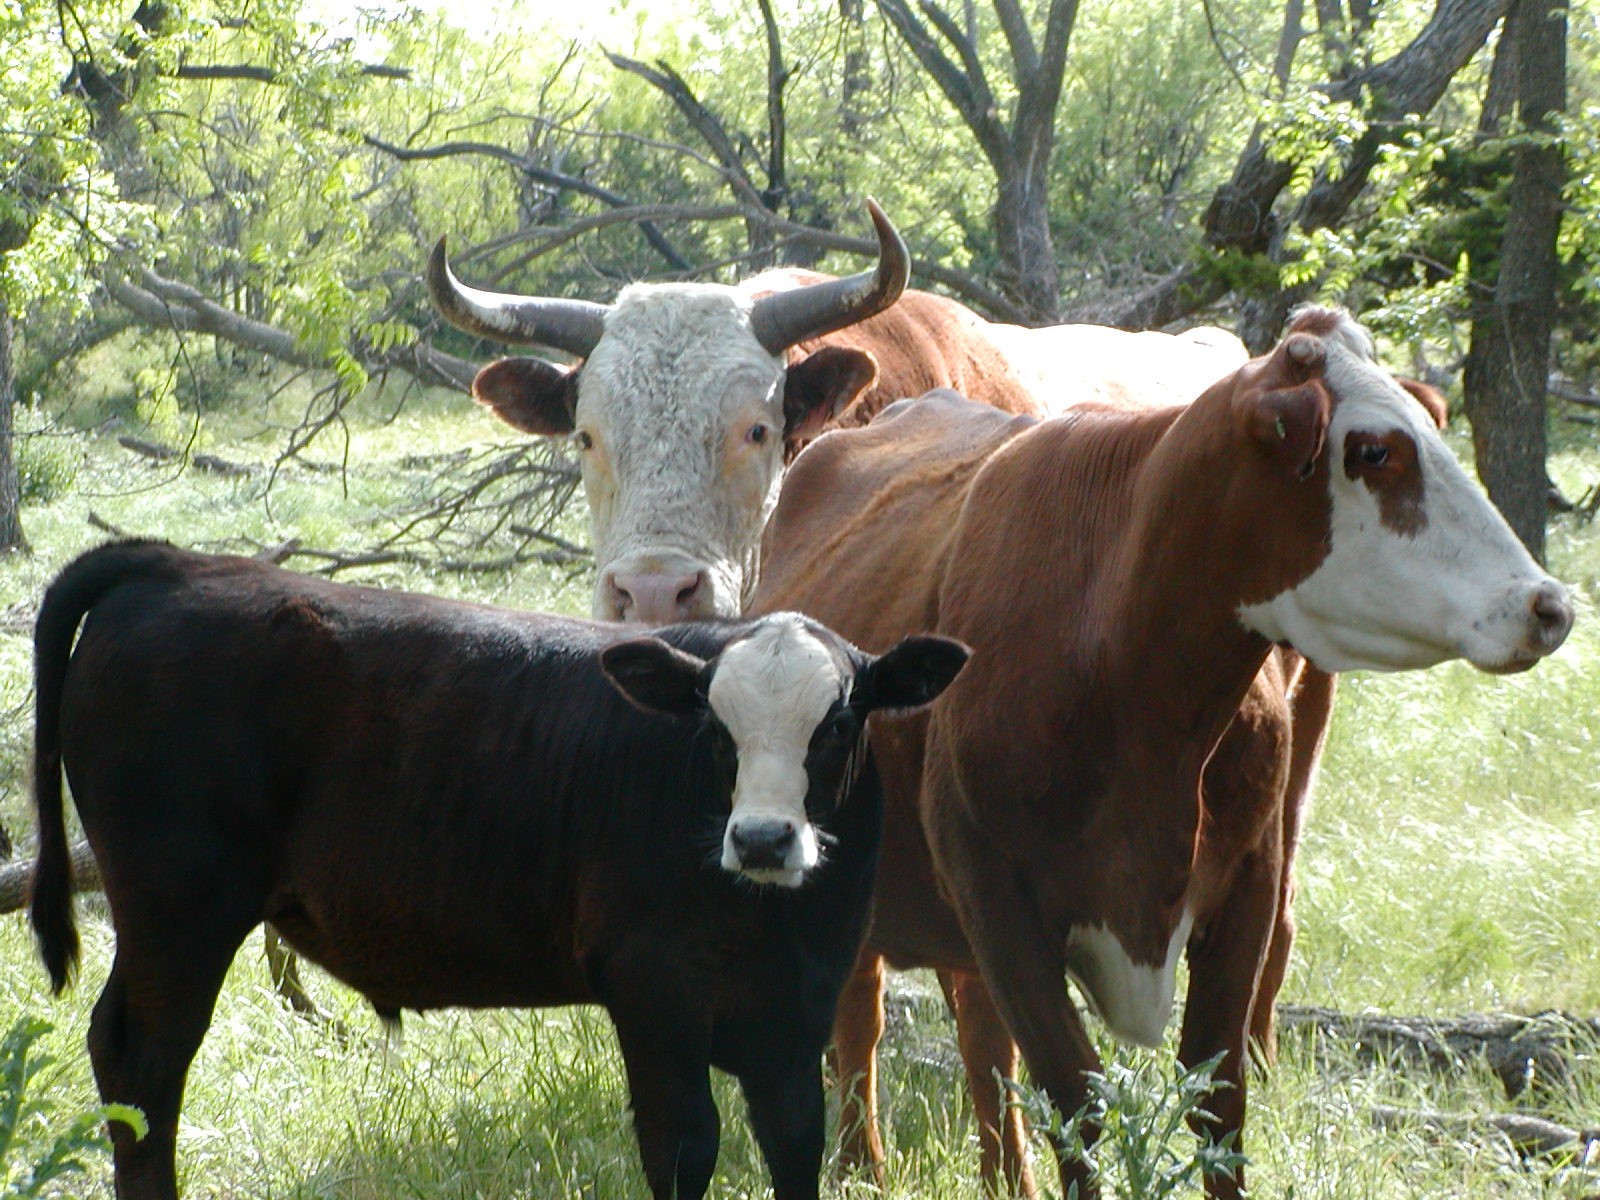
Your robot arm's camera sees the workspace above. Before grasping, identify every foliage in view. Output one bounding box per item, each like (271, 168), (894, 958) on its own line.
(0, 1018), (143, 1199)
(1020, 1051), (1246, 1200)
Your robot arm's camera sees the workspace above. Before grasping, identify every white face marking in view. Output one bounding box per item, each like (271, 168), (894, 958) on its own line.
(1237, 316), (1572, 674)
(578, 284), (788, 623)
(707, 616), (847, 886)
(1063, 912), (1193, 1049)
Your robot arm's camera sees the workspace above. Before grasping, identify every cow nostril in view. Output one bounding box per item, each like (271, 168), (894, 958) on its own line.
(731, 821), (797, 870)
(1530, 584), (1574, 641)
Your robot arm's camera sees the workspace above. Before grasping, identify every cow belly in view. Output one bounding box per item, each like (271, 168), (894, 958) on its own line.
(265, 883), (590, 1011)
(1062, 912), (1193, 1048)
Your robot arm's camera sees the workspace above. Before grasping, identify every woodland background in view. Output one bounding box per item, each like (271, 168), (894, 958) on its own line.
(0, 1), (1598, 1197)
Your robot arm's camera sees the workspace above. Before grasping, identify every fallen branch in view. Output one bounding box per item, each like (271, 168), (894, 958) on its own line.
(0, 840), (100, 914)
(117, 435), (255, 477)
(1371, 1104), (1600, 1162)
(1278, 1004), (1600, 1100)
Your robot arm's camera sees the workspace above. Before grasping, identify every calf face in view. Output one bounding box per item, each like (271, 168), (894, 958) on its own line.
(603, 615), (969, 886)
(1236, 311), (1574, 674)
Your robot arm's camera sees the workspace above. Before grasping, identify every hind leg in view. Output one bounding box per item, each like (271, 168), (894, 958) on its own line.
(89, 921), (254, 1200)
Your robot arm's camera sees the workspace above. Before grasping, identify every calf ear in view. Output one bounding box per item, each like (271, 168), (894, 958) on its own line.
(472, 357), (579, 435)
(854, 635), (971, 713)
(601, 637), (709, 716)
(1245, 382), (1330, 481)
(1398, 378), (1449, 429)
(783, 347), (879, 448)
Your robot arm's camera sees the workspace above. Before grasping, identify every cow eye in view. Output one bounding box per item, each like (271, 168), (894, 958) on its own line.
(1359, 443), (1390, 468)
(746, 423), (771, 446)
(573, 430), (594, 452)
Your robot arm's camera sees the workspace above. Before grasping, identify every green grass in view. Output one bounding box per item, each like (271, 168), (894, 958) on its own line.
(1, 376), (1598, 1197)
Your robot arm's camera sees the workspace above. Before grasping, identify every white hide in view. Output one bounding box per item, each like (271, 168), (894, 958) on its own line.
(707, 615), (846, 886)
(578, 284), (789, 621)
(985, 322), (1248, 414)
(1064, 912), (1194, 1049)
(1238, 315), (1572, 674)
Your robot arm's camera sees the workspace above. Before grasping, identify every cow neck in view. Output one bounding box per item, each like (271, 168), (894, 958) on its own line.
(1099, 383), (1324, 789)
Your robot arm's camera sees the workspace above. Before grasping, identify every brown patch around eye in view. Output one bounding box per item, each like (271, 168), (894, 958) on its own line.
(1344, 430), (1426, 535)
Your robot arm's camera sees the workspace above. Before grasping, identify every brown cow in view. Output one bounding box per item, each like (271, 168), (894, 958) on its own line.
(750, 309), (1573, 1198)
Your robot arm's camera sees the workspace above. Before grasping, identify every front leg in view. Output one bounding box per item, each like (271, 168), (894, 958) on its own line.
(602, 964), (721, 1200)
(734, 1040), (827, 1200)
(931, 826), (1105, 1198)
(1178, 841), (1281, 1200)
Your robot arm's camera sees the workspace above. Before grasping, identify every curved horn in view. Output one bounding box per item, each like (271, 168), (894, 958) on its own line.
(749, 199), (910, 355)
(428, 237), (609, 358)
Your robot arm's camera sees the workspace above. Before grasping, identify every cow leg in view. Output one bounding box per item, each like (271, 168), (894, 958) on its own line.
(1252, 663), (1335, 1058)
(736, 1045), (826, 1200)
(608, 1000), (720, 1200)
(937, 859), (1102, 1200)
(830, 946), (887, 1185)
(1178, 843), (1281, 1200)
(89, 927), (252, 1200)
(939, 969), (1037, 1198)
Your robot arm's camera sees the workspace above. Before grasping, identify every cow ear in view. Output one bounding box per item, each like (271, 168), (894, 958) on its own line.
(1398, 377), (1449, 429)
(601, 637), (709, 716)
(853, 635), (971, 713)
(472, 357), (579, 436)
(783, 346), (879, 448)
(1244, 382), (1330, 481)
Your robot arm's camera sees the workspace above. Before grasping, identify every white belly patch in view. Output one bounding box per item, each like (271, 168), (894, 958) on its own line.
(1063, 913), (1193, 1048)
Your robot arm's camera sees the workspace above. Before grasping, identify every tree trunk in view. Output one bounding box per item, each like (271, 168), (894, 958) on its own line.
(0, 300), (28, 554)
(1461, 0), (1566, 562)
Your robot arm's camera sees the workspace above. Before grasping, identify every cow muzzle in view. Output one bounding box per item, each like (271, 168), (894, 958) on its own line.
(723, 814), (818, 886)
(597, 553), (724, 624)
(1470, 577), (1574, 674)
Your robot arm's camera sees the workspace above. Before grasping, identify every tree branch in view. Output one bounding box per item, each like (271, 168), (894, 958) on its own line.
(361, 134), (690, 271)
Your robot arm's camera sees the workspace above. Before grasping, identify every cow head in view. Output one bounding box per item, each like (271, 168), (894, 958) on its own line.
(1235, 307), (1574, 674)
(430, 202), (909, 625)
(601, 615), (969, 886)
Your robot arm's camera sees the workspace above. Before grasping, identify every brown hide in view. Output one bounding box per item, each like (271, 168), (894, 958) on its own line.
(751, 357), (1343, 1198)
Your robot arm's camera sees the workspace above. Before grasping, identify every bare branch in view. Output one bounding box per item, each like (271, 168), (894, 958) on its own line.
(362, 133), (691, 270)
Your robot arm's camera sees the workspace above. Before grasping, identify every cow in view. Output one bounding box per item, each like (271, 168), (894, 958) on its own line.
(426, 201), (1246, 625)
(748, 308), (1574, 1199)
(29, 539), (970, 1200)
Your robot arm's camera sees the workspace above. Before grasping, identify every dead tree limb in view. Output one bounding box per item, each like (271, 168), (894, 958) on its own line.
(1371, 1104), (1600, 1161)
(1278, 1003), (1600, 1100)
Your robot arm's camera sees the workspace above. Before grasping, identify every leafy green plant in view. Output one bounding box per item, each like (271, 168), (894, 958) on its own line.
(1020, 1051), (1246, 1200)
(0, 1017), (144, 1199)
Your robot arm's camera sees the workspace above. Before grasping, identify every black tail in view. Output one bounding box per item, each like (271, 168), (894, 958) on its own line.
(32, 539), (178, 992)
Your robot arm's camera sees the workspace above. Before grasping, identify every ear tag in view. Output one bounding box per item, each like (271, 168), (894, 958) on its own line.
(1275, 417), (1287, 440)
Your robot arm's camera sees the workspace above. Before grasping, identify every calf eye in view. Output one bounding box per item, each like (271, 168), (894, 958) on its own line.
(1360, 443), (1390, 468)
(573, 430), (594, 452)
(746, 423), (771, 446)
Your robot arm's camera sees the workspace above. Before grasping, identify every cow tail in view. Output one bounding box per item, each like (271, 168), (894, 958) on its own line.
(31, 539), (171, 993)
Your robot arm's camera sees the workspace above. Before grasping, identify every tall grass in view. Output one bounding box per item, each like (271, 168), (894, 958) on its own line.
(0, 369), (1596, 1197)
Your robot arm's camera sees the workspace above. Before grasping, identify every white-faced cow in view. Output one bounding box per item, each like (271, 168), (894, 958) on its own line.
(427, 202), (1247, 626)
(749, 308), (1572, 1199)
(30, 539), (969, 1200)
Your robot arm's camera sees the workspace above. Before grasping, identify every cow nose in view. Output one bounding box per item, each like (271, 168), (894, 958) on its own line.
(1528, 580), (1574, 651)
(607, 571), (709, 625)
(729, 818), (798, 872)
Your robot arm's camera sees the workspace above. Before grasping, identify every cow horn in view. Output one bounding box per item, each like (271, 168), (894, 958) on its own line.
(749, 199), (910, 355)
(427, 237), (609, 358)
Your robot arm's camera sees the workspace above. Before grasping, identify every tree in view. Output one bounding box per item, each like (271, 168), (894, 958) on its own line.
(874, 0), (1078, 323)
(1461, 0), (1567, 560)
